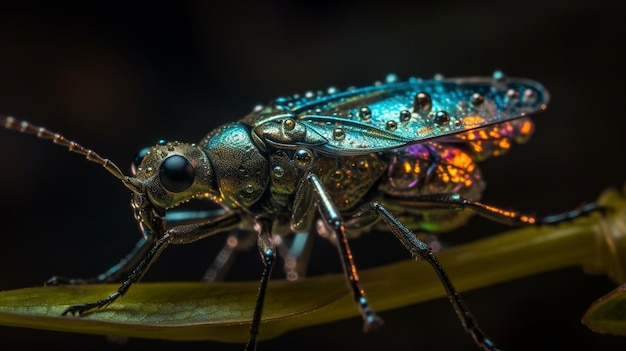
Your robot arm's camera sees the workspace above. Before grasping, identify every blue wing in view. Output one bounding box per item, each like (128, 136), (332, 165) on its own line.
(251, 72), (548, 155)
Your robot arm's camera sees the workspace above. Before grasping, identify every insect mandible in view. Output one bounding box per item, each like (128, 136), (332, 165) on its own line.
(0, 71), (600, 351)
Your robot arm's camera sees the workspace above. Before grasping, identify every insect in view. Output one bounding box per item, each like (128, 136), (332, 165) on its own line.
(1, 71), (600, 351)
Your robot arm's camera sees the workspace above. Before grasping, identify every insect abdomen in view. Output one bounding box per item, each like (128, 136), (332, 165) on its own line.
(379, 142), (485, 232)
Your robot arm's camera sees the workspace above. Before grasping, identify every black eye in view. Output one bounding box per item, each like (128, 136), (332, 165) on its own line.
(159, 155), (195, 193)
(131, 146), (152, 175)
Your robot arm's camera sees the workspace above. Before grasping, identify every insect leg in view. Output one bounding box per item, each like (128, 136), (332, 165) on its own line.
(201, 229), (256, 282)
(385, 193), (601, 225)
(274, 231), (313, 281)
(298, 172), (383, 331)
(245, 218), (276, 351)
(353, 201), (500, 351)
(47, 237), (152, 285)
(61, 212), (240, 316)
(165, 209), (256, 282)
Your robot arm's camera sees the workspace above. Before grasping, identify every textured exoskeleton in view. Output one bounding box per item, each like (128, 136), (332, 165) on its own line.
(1, 71), (599, 351)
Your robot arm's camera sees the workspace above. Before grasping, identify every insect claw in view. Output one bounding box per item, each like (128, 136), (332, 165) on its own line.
(61, 304), (89, 316)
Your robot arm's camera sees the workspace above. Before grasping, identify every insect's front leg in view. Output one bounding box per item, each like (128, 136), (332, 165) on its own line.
(386, 193), (602, 225)
(47, 237), (152, 285)
(61, 211), (240, 316)
(353, 202), (501, 351)
(245, 218), (276, 351)
(294, 172), (384, 331)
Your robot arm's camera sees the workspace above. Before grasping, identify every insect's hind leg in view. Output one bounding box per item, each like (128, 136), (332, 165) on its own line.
(385, 193), (603, 226)
(353, 201), (501, 351)
(47, 237), (152, 285)
(201, 229), (256, 282)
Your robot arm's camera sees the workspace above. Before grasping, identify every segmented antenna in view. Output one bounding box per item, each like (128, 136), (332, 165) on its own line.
(1, 115), (141, 193)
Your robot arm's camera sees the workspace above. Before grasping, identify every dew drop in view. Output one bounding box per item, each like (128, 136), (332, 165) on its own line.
(413, 92), (432, 113)
(333, 127), (346, 140)
(357, 160), (370, 173)
(273, 166), (285, 178)
(492, 70), (505, 82)
(434, 111), (450, 127)
(522, 89), (536, 103)
(330, 169), (344, 181)
(471, 93), (484, 106)
(283, 118), (296, 131)
(400, 110), (411, 121)
(358, 107), (372, 120)
(294, 148), (313, 168)
(505, 89), (520, 102)
(386, 120), (397, 131)
(386, 73), (398, 83)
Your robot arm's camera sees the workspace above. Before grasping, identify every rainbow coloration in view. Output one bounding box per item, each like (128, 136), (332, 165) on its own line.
(3, 71), (577, 351)
(245, 71), (544, 233)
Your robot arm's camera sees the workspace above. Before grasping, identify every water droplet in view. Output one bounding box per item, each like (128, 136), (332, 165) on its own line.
(357, 160), (370, 173)
(358, 107), (372, 120)
(273, 166), (285, 178)
(505, 89), (519, 102)
(386, 73), (398, 83)
(471, 93), (484, 106)
(305, 91), (314, 99)
(327, 86), (338, 94)
(294, 148), (313, 168)
(399, 110), (412, 121)
(245, 184), (255, 193)
(330, 169), (343, 181)
(522, 89), (536, 103)
(386, 120), (397, 131)
(492, 70), (505, 82)
(283, 118), (296, 131)
(333, 127), (346, 140)
(253, 104), (264, 112)
(413, 92), (432, 113)
(434, 111), (450, 127)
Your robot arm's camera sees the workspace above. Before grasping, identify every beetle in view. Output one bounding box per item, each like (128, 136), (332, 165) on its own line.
(0, 71), (599, 351)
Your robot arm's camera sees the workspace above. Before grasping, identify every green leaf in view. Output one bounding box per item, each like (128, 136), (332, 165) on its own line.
(0, 185), (625, 342)
(583, 283), (626, 335)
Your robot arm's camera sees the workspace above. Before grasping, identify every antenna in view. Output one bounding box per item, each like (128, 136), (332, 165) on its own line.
(1, 115), (142, 193)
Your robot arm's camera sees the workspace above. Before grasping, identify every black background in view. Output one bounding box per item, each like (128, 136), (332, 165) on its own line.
(1, 1), (625, 350)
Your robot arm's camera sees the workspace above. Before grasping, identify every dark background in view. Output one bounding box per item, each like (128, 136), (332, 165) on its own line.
(1, 1), (625, 350)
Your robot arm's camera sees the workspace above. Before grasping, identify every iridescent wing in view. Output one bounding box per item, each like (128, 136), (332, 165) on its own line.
(251, 72), (548, 156)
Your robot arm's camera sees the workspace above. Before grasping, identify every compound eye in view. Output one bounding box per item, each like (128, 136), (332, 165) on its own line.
(131, 146), (152, 175)
(159, 155), (195, 193)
